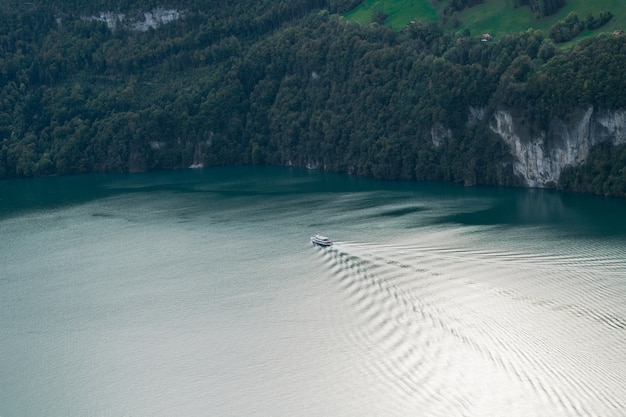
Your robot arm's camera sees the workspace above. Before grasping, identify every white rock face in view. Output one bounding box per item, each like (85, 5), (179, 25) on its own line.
(431, 122), (451, 147)
(87, 8), (181, 31)
(135, 9), (181, 31)
(489, 107), (626, 187)
(468, 106), (485, 123)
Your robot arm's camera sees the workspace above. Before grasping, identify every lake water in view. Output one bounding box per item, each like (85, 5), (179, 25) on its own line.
(1, 166), (626, 417)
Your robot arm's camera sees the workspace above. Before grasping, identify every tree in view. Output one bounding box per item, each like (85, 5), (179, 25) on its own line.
(371, 2), (388, 25)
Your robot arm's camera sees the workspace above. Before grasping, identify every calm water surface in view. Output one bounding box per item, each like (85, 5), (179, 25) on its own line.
(1, 166), (626, 417)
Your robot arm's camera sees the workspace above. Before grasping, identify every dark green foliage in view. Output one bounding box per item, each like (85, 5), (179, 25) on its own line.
(503, 34), (626, 122)
(548, 11), (612, 43)
(371, 2), (389, 25)
(514, 0), (566, 18)
(449, 0), (484, 12)
(440, 0), (484, 23)
(582, 11), (613, 31)
(559, 143), (626, 197)
(0, 1), (624, 196)
(328, 0), (364, 14)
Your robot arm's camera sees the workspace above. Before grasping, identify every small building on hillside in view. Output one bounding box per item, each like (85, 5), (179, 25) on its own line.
(480, 33), (493, 42)
(613, 30), (624, 36)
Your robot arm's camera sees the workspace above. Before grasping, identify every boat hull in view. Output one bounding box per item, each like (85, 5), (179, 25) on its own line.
(310, 235), (333, 247)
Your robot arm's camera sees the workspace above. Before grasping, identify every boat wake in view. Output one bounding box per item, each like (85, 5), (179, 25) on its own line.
(312, 233), (626, 417)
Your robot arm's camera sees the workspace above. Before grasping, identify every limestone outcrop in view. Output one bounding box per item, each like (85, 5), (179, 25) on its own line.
(488, 107), (626, 187)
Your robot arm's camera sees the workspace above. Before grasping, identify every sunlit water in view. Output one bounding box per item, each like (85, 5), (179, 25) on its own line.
(1, 167), (625, 417)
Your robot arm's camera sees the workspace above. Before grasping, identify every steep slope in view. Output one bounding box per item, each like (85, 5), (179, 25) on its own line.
(1, 2), (625, 196)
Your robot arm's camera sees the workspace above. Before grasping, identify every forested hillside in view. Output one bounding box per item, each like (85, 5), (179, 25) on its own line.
(1, 0), (626, 196)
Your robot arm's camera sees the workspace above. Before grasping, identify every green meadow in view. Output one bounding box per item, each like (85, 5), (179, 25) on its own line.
(344, 0), (626, 39)
(343, 0), (437, 29)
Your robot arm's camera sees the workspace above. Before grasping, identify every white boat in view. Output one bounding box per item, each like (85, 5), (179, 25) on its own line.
(311, 234), (333, 247)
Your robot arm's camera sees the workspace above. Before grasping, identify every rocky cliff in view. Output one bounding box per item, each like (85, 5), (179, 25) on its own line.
(86, 8), (181, 31)
(488, 107), (626, 188)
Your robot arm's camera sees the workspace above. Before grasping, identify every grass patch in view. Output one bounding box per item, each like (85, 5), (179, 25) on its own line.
(343, 0), (438, 27)
(344, 0), (626, 40)
(458, 0), (626, 38)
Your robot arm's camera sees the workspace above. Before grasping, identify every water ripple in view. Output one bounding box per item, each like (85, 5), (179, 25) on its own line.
(312, 233), (626, 417)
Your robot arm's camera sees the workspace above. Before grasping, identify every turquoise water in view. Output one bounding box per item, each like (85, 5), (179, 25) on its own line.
(1, 166), (626, 416)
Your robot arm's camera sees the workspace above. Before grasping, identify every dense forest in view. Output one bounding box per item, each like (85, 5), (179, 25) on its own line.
(513, 0), (565, 18)
(1, 0), (625, 196)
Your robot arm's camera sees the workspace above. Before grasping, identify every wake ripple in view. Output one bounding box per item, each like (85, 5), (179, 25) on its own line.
(311, 235), (626, 417)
